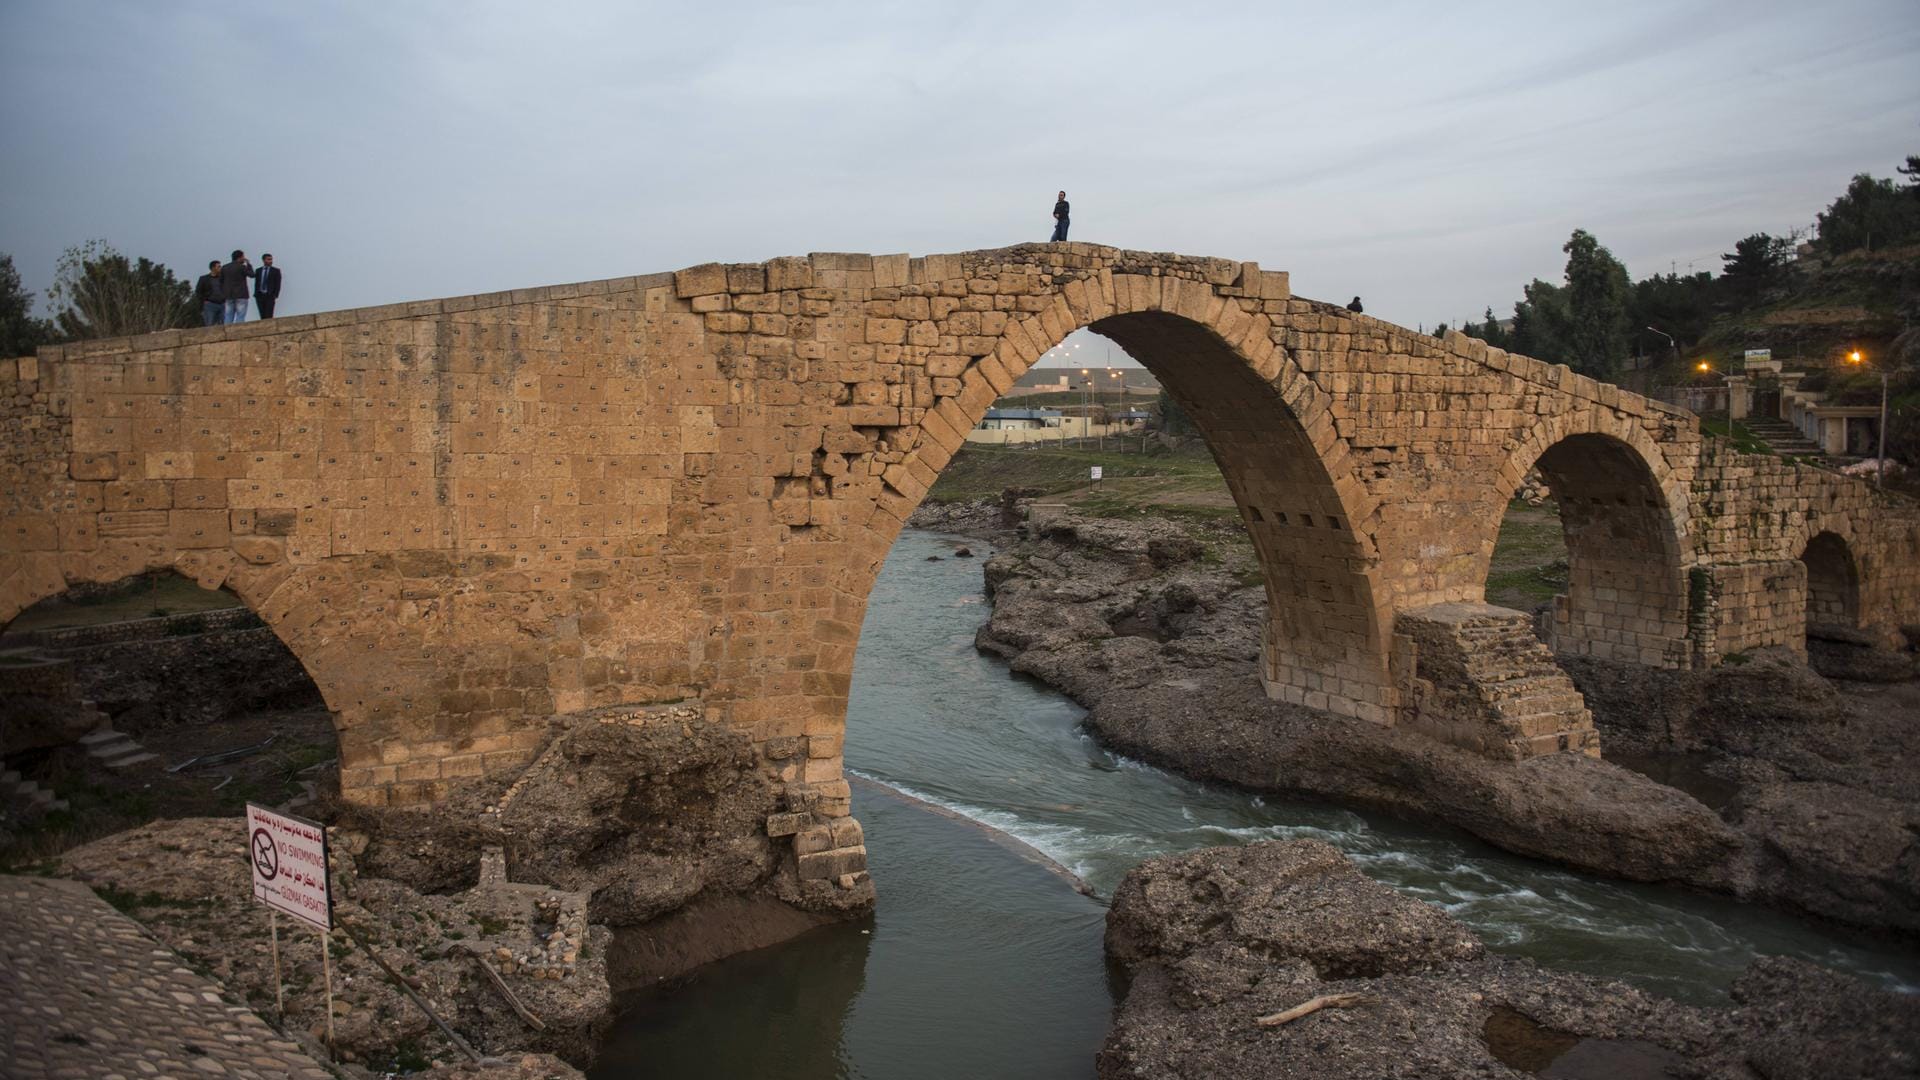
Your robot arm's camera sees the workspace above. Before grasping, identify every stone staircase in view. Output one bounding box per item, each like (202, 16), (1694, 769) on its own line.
(1740, 417), (1824, 457)
(1396, 602), (1600, 760)
(1, 769), (69, 814)
(79, 724), (159, 770)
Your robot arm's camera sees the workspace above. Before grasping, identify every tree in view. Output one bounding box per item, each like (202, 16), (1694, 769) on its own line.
(1475, 307), (1509, 349)
(1718, 233), (1792, 305)
(0, 254), (53, 358)
(1510, 278), (1571, 363)
(1560, 229), (1632, 378)
(1627, 271), (1713, 357)
(1899, 154), (1920, 194)
(44, 240), (197, 341)
(1815, 172), (1920, 254)
(1155, 389), (1196, 435)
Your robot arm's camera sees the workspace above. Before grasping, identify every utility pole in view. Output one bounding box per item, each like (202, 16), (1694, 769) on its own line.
(1080, 368), (1091, 451)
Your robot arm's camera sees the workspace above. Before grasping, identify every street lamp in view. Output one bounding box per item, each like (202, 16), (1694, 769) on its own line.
(1080, 367), (1091, 449)
(1647, 326), (1677, 367)
(1847, 349), (1888, 488)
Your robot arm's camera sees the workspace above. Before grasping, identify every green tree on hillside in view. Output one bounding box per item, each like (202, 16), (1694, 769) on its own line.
(1816, 171), (1920, 254)
(0, 254), (53, 358)
(1628, 271), (1713, 354)
(1718, 233), (1793, 305)
(1561, 229), (1633, 378)
(45, 240), (197, 341)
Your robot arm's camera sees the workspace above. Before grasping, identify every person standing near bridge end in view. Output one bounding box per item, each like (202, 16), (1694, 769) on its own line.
(254, 254), (283, 318)
(1050, 191), (1070, 242)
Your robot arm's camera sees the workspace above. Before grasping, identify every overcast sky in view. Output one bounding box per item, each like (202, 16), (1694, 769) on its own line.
(3, 1), (1915, 353)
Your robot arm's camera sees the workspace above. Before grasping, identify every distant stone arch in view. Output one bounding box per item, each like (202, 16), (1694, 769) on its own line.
(1497, 429), (1691, 667)
(1800, 531), (1859, 634)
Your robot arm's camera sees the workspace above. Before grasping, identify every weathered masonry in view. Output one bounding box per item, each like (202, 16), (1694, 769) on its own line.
(4, 244), (1916, 819)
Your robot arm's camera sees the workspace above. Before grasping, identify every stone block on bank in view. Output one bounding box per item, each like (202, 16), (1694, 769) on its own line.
(765, 812), (809, 838)
(797, 845), (868, 881)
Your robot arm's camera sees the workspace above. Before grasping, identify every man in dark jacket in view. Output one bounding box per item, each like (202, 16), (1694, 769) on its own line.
(255, 253), (283, 318)
(220, 249), (255, 323)
(1051, 191), (1070, 242)
(194, 261), (225, 326)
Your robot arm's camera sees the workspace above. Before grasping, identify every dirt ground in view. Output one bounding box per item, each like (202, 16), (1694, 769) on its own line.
(2, 706), (339, 868)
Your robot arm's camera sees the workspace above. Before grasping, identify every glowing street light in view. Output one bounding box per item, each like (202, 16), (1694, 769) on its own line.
(1696, 360), (1712, 373)
(1847, 348), (1887, 487)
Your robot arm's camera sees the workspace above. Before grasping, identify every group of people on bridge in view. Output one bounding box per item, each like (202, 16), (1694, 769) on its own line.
(193, 249), (283, 326)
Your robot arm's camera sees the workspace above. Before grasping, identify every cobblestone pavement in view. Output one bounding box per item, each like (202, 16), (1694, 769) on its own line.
(0, 874), (333, 1079)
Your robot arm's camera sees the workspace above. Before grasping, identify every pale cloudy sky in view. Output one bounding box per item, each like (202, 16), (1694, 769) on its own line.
(2, 1), (1915, 349)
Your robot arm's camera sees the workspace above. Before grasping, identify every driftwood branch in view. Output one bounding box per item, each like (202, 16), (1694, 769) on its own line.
(337, 918), (483, 1062)
(467, 949), (547, 1032)
(1254, 992), (1374, 1027)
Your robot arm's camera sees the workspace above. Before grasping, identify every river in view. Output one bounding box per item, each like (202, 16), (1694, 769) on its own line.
(590, 530), (1919, 1079)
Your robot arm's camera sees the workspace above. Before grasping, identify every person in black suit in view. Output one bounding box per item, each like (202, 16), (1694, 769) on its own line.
(255, 253), (283, 318)
(1050, 191), (1070, 242)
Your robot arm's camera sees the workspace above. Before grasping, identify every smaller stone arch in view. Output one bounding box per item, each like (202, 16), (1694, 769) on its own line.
(2, 546), (349, 738)
(1800, 530), (1860, 634)
(1498, 428), (1692, 668)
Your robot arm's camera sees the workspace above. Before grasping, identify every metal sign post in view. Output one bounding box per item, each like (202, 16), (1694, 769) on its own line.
(269, 911), (284, 1015)
(1090, 465), (1102, 482)
(320, 928), (335, 1052)
(246, 803), (335, 1056)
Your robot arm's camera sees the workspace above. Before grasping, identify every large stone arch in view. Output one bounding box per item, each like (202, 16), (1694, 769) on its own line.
(875, 270), (1393, 723)
(1491, 421), (1693, 667)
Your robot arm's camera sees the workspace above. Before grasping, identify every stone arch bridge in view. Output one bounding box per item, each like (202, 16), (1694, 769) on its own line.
(4, 244), (1916, 834)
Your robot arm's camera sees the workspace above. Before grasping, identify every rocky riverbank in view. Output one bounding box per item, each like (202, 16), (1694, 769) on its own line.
(1100, 839), (1920, 1079)
(34, 701), (880, 1074)
(914, 498), (1920, 936)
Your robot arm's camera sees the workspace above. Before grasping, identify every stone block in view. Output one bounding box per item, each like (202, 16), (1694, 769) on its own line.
(829, 818), (864, 847)
(675, 263), (728, 298)
(797, 845), (868, 880)
(794, 824), (834, 855)
(765, 812), (810, 838)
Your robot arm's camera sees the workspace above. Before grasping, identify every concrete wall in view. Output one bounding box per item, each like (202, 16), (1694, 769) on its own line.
(3, 243), (1916, 815)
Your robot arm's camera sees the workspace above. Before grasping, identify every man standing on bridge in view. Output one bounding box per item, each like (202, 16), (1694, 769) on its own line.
(220, 249), (255, 323)
(254, 253), (283, 318)
(1050, 190), (1070, 242)
(194, 260), (224, 326)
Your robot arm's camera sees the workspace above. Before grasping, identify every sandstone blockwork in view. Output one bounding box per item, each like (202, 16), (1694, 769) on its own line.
(3, 244), (1916, 807)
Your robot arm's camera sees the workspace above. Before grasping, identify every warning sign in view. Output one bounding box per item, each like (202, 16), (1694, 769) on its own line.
(1090, 466), (1103, 481)
(246, 803), (332, 931)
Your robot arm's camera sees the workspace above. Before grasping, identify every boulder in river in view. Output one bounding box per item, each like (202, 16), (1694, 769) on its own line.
(1100, 839), (1920, 1080)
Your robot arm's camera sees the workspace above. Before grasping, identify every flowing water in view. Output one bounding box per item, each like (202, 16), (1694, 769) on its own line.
(591, 530), (1919, 1079)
